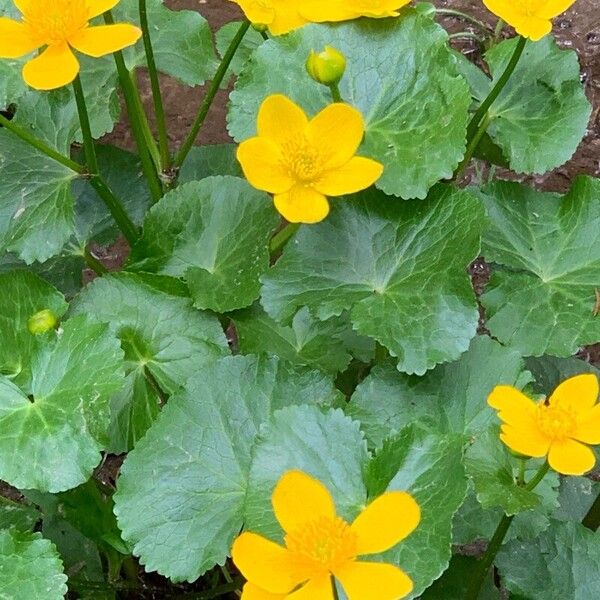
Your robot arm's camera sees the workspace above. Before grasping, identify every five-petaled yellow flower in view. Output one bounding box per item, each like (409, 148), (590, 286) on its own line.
(489, 374), (600, 475)
(230, 0), (307, 35)
(482, 0), (577, 41)
(232, 470), (420, 600)
(302, 0), (412, 23)
(0, 0), (141, 90)
(237, 95), (383, 224)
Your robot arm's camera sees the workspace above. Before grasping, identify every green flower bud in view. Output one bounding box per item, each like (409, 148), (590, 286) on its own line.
(252, 22), (268, 33)
(27, 309), (58, 335)
(306, 46), (346, 86)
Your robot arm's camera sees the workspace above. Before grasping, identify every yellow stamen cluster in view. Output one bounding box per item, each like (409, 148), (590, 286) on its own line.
(536, 404), (576, 441)
(22, 0), (89, 45)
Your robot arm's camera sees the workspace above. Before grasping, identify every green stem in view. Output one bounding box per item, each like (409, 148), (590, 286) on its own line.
(465, 461), (549, 600)
(84, 247), (109, 275)
(449, 31), (485, 43)
(435, 8), (493, 34)
(104, 11), (163, 202)
(259, 29), (269, 41)
(329, 82), (343, 103)
(139, 0), (170, 170)
(582, 491), (600, 531)
(0, 113), (83, 173)
(454, 112), (490, 178)
(173, 20), (250, 169)
(72, 76), (139, 245)
(269, 222), (300, 255)
(130, 71), (163, 170)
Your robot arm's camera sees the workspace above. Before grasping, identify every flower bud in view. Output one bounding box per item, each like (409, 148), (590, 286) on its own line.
(306, 46), (346, 86)
(252, 22), (268, 34)
(28, 309), (58, 335)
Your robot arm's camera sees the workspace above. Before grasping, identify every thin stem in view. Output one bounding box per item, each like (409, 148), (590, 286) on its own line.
(260, 29), (269, 41)
(139, 0), (170, 169)
(104, 11), (163, 202)
(84, 247), (109, 275)
(173, 20), (250, 169)
(72, 76), (139, 245)
(0, 113), (83, 173)
(329, 82), (343, 103)
(517, 458), (526, 486)
(449, 31), (485, 43)
(494, 18), (505, 41)
(582, 491), (600, 531)
(269, 222), (300, 255)
(454, 112), (490, 178)
(435, 8), (493, 34)
(130, 71), (163, 169)
(465, 461), (549, 600)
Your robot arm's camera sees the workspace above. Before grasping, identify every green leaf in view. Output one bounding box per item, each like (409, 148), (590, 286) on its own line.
(554, 476), (600, 523)
(114, 355), (340, 582)
(497, 521), (600, 599)
(129, 177), (279, 312)
(216, 22), (264, 85)
(366, 425), (468, 598)
(347, 335), (528, 447)
(0, 497), (40, 532)
(464, 428), (559, 516)
(476, 37), (591, 174)
(228, 11), (471, 199)
(526, 355), (600, 396)
(71, 272), (229, 452)
(231, 304), (356, 375)
(481, 177), (600, 357)
(261, 185), (483, 375)
(0, 529), (67, 599)
(244, 405), (368, 537)
(178, 144), (243, 183)
(114, 0), (218, 85)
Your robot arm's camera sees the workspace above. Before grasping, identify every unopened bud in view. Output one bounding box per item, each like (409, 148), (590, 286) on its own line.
(306, 46), (346, 86)
(28, 309), (58, 335)
(252, 22), (268, 33)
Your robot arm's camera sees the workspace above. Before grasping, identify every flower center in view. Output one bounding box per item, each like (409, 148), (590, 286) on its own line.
(537, 404), (576, 440)
(21, 0), (90, 45)
(285, 516), (358, 578)
(282, 136), (323, 183)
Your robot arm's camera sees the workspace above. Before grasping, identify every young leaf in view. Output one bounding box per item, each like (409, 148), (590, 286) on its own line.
(261, 185), (484, 375)
(228, 11), (471, 199)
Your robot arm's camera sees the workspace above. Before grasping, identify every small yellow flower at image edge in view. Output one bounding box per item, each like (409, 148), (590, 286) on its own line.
(232, 470), (420, 600)
(237, 95), (384, 224)
(489, 373), (600, 475)
(482, 0), (577, 42)
(0, 0), (141, 90)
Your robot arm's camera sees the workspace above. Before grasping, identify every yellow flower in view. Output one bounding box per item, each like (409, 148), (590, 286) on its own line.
(301, 0), (412, 23)
(230, 0), (307, 35)
(488, 374), (600, 475)
(0, 0), (141, 90)
(232, 470), (420, 600)
(482, 0), (576, 41)
(237, 95), (383, 224)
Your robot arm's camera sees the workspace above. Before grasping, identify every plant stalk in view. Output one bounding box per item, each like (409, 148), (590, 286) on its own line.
(72, 76), (139, 245)
(84, 247), (109, 275)
(465, 461), (549, 600)
(269, 222), (300, 255)
(139, 0), (171, 169)
(454, 112), (491, 178)
(173, 20), (251, 169)
(104, 11), (164, 202)
(329, 82), (343, 103)
(435, 8), (493, 34)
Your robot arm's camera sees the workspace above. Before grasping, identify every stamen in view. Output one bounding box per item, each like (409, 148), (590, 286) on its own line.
(21, 0), (90, 45)
(537, 404), (576, 440)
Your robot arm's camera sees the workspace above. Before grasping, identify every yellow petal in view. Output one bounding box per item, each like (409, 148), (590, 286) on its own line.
(267, 1), (308, 36)
(574, 405), (600, 445)
(314, 157), (383, 197)
(13, 0), (33, 14)
(335, 561), (413, 600)
(237, 137), (294, 194)
(499, 423), (551, 458)
(85, 0), (120, 19)
(272, 470), (336, 535)
(515, 16), (553, 41)
(548, 374), (599, 416)
(547, 438), (596, 476)
(258, 95), (308, 146)
(0, 18), (39, 58)
(233, 0), (275, 26)
(241, 583), (286, 600)
(231, 532), (299, 594)
(287, 577), (333, 600)
(307, 103), (365, 169)
(537, 0), (576, 19)
(69, 24), (141, 58)
(23, 43), (80, 90)
(488, 385), (538, 426)
(351, 492), (420, 556)
(274, 187), (330, 224)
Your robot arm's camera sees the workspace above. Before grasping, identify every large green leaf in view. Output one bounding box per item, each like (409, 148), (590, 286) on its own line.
(366, 425), (468, 598)
(481, 177), (600, 357)
(526, 355), (600, 397)
(228, 11), (471, 199)
(261, 185), (483, 375)
(0, 497), (40, 532)
(347, 336), (528, 447)
(474, 37), (591, 174)
(497, 521), (600, 599)
(128, 177), (279, 312)
(0, 529), (67, 599)
(178, 144), (243, 183)
(71, 273), (229, 452)
(114, 355), (340, 582)
(216, 22), (264, 85)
